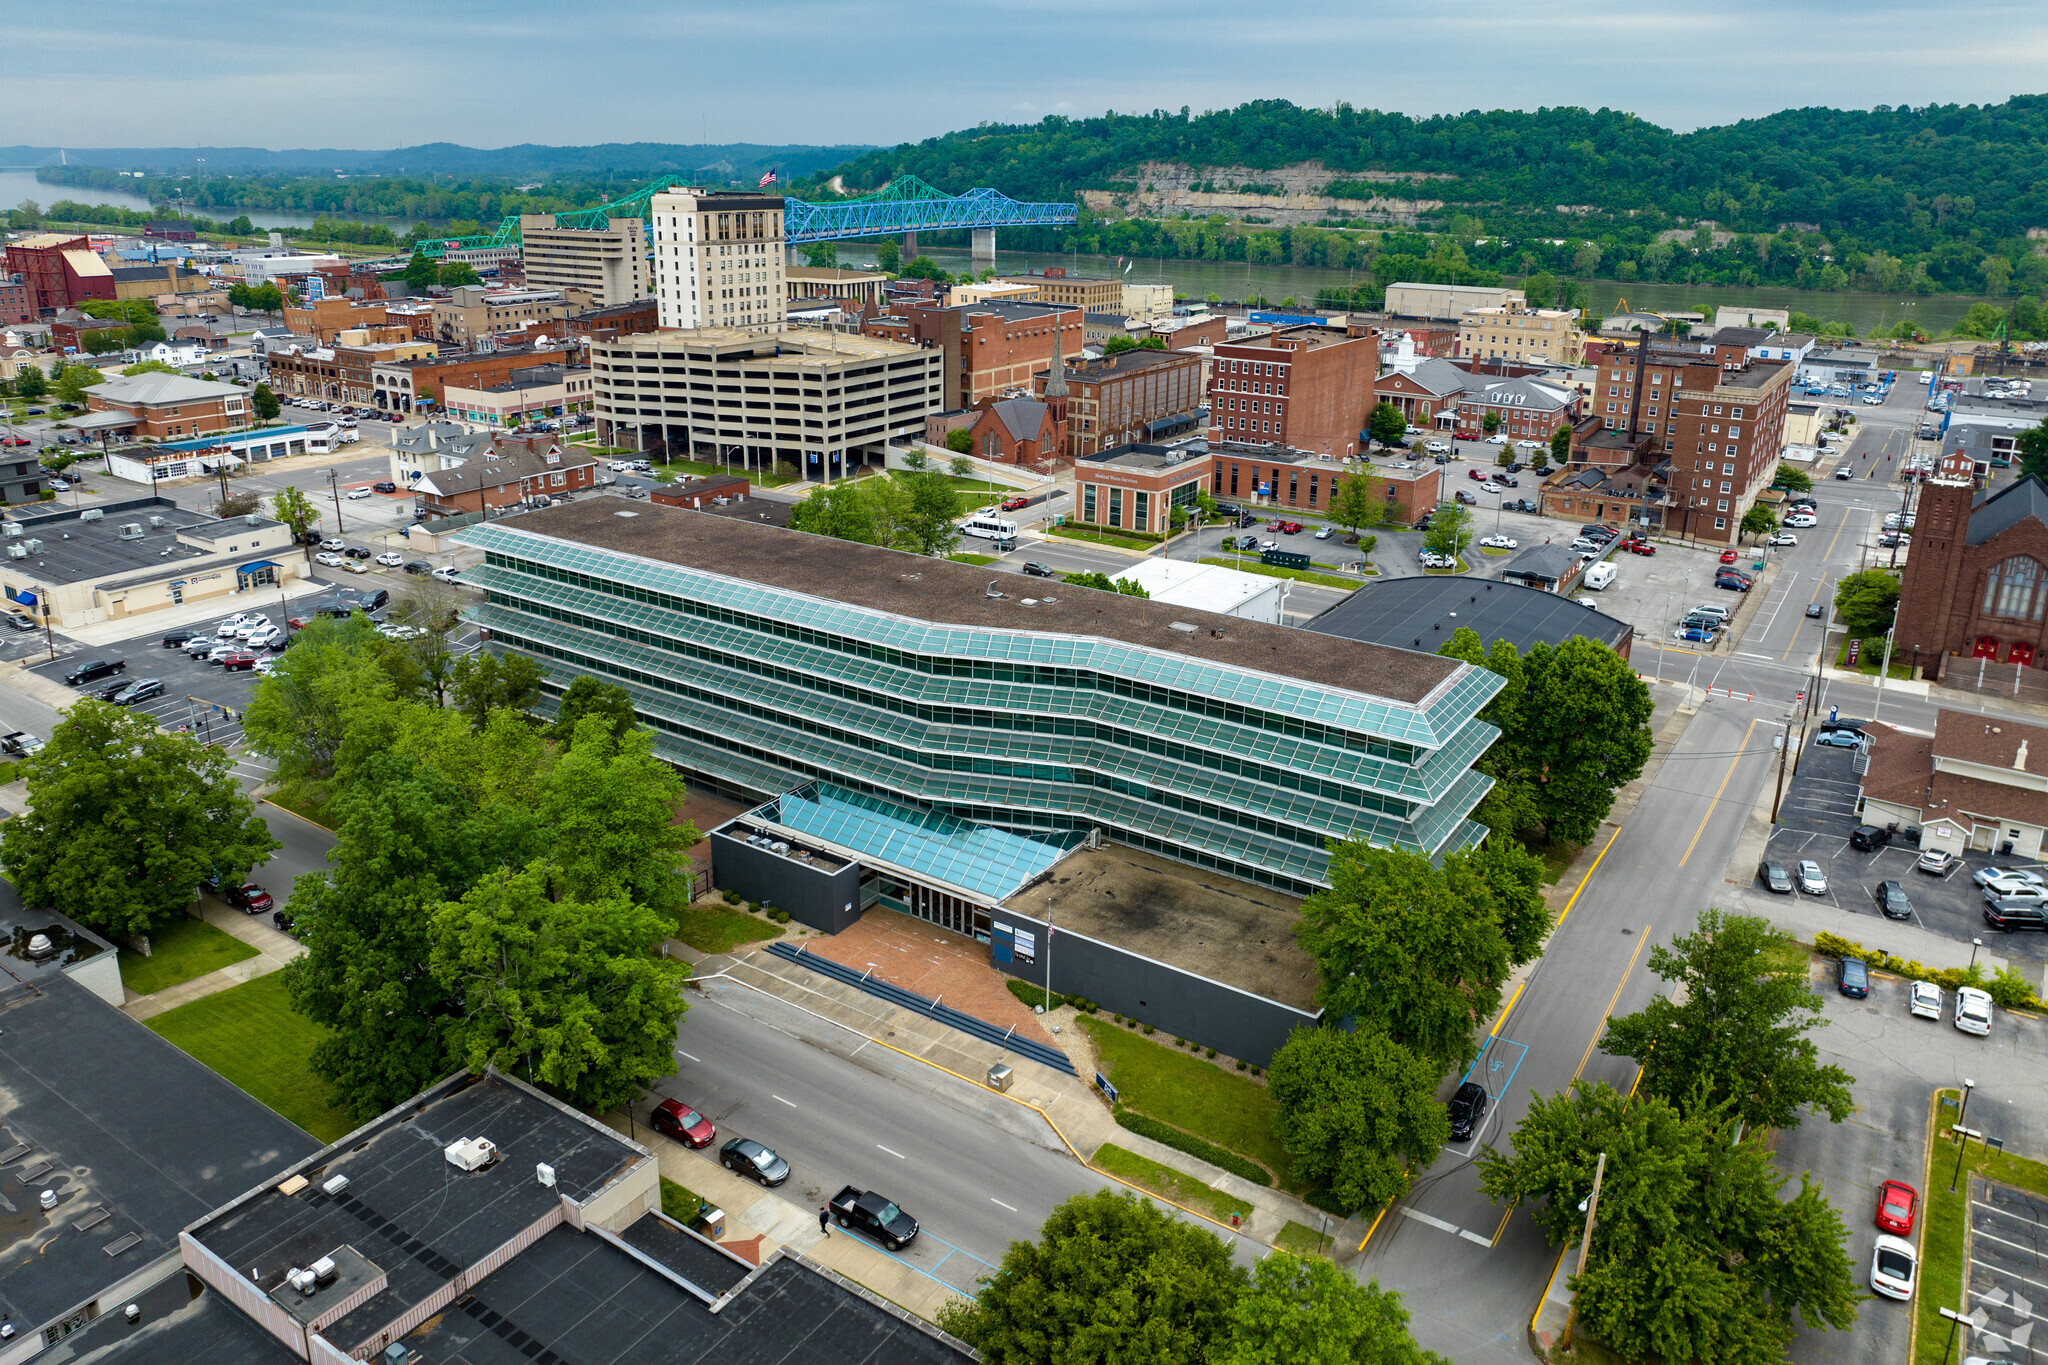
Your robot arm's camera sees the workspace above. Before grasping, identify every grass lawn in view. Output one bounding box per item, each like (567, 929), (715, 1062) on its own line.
(949, 553), (999, 566)
(1424, 557), (1472, 575)
(672, 901), (783, 955)
(1530, 837), (1583, 886)
(660, 1176), (713, 1225)
(1481, 546), (1513, 557)
(1094, 1144), (1255, 1225)
(144, 972), (355, 1142)
(1196, 557), (1365, 591)
(648, 457), (799, 488)
(1836, 636), (1917, 680)
(1045, 523), (1159, 552)
(1275, 1219), (1333, 1258)
(263, 781), (334, 829)
(1912, 1089), (2048, 1365)
(120, 913), (258, 996)
(1078, 1016), (1296, 1191)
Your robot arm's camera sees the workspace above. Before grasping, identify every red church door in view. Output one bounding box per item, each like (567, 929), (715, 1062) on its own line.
(1974, 636), (2001, 660)
(2010, 641), (2037, 668)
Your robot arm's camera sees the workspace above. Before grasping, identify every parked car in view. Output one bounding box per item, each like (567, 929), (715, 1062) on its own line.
(1816, 728), (1866, 749)
(221, 652), (258, 672)
(1454, 490), (1478, 505)
(1797, 860), (1828, 895)
(161, 627), (202, 649)
(1785, 513), (1817, 528)
(1485, 434), (1508, 445)
(244, 623), (282, 648)
(1515, 439), (1542, 451)
(1909, 980), (1943, 1019)
(828, 1185), (920, 1251)
(1849, 824), (1891, 851)
(1720, 549), (1740, 565)
(1875, 1180), (1919, 1236)
(0, 731), (42, 757)
(320, 538), (345, 551)
(1000, 495), (1029, 511)
(203, 878), (274, 914)
(1837, 957), (1871, 998)
(372, 480), (398, 493)
(344, 546), (371, 559)
(1446, 1080), (1489, 1140)
(1021, 561), (1057, 578)
(1480, 535), (1517, 549)
(1623, 539), (1656, 556)
(402, 561), (433, 575)
(87, 679), (129, 702)
(1757, 860), (1794, 894)
(1975, 867), (2047, 892)
(1955, 985), (1994, 1035)
(376, 551), (406, 567)
(109, 678), (164, 706)
(1917, 849), (1957, 875)
(1767, 532), (1798, 546)
(315, 552), (347, 568)
(432, 566), (462, 583)
(345, 487), (373, 501)
(1314, 526), (1333, 540)
(1467, 468), (1487, 481)
(1425, 441), (1449, 454)
(1675, 625), (1717, 643)
(1869, 1233), (1917, 1300)
(1873, 880), (1912, 919)
(63, 658), (125, 686)
(648, 1099), (716, 1149)
(1714, 575), (1751, 592)
(719, 1137), (789, 1186)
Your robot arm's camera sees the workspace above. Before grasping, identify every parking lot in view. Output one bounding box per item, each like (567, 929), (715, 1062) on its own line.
(1964, 1179), (2048, 1363)
(1764, 736), (2048, 962)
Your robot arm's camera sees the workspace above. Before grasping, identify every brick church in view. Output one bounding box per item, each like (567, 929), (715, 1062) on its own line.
(1896, 451), (2048, 678)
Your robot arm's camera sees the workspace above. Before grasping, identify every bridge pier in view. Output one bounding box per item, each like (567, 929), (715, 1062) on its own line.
(971, 228), (996, 262)
(901, 232), (917, 258)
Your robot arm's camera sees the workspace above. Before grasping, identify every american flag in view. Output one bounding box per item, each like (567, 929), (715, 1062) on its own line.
(759, 168), (778, 188)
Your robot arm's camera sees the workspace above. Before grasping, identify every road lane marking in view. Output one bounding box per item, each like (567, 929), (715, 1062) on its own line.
(674, 1048), (699, 1062)
(1677, 718), (1760, 869)
(877, 1143), (906, 1159)
(771, 1094), (798, 1107)
(1398, 1207), (1494, 1248)
(990, 1197), (1018, 1212)
(1570, 923), (1655, 1090)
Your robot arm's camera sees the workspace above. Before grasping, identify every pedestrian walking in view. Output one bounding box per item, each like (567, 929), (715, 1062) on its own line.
(819, 1205), (831, 1236)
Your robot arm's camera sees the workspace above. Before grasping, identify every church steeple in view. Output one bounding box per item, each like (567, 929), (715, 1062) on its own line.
(1043, 320), (1069, 401)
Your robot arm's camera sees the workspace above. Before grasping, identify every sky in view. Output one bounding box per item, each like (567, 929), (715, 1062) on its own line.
(9, 0), (2048, 151)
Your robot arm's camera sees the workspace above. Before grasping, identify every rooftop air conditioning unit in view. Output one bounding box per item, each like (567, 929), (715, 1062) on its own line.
(321, 1174), (349, 1196)
(21, 539), (41, 554)
(118, 523), (144, 540)
(1, 522), (19, 537)
(79, 509), (104, 522)
(536, 1163), (556, 1189)
(7, 545), (25, 561)
(286, 1267), (317, 1295)
(444, 1136), (497, 1172)
(148, 515), (166, 528)
(310, 1255), (338, 1286)
(244, 514), (259, 527)
(771, 841), (789, 855)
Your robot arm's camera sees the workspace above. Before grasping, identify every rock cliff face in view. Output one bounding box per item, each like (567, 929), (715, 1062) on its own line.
(1079, 161), (1451, 227)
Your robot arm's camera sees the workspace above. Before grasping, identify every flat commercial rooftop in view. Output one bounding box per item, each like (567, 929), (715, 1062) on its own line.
(494, 500), (1461, 706)
(1016, 844), (1319, 1011)
(1, 497), (275, 587)
(0, 959), (318, 1329)
(403, 1229), (973, 1365)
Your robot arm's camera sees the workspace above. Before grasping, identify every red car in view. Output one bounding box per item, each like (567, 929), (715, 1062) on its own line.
(649, 1098), (716, 1148)
(1875, 1180), (1917, 1235)
(205, 879), (274, 914)
(1000, 496), (1029, 511)
(1, 436), (28, 447)
(221, 652), (257, 671)
(1719, 549), (1739, 565)
(1279, 521), (1304, 534)
(1468, 468), (1487, 481)
(1623, 539), (1657, 556)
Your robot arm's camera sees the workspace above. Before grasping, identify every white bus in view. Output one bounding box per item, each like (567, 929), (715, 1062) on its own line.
(961, 515), (1019, 543)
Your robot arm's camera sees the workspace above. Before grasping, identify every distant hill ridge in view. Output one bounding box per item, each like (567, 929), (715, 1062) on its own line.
(0, 142), (871, 179)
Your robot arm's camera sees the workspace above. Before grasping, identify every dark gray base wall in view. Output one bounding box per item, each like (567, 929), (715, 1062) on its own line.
(708, 827), (863, 935)
(991, 913), (1319, 1068)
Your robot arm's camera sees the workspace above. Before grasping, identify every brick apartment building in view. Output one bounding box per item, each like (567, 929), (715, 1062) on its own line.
(1033, 346), (1204, 457)
(432, 285), (569, 346)
(50, 316), (132, 353)
(4, 233), (114, 313)
(268, 340), (438, 405)
(0, 274), (32, 325)
(372, 348), (559, 416)
(1451, 377), (1578, 442)
(282, 296), (392, 343)
(998, 267), (1122, 314)
(1206, 325), (1377, 459)
(1373, 357), (1471, 429)
(863, 299), (1081, 409)
(1205, 441), (1441, 527)
(1895, 451), (2048, 678)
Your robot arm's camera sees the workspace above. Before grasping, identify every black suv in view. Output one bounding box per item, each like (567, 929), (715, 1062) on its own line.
(1984, 902), (2048, 932)
(64, 658), (125, 687)
(1447, 1081), (1489, 1141)
(1849, 824), (1892, 852)
(1021, 561), (1057, 578)
(162, 627), (202, 648)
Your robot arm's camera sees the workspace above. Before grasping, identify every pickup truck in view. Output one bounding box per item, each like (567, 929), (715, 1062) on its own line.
(1, 731), (43, 757)
(829, 1185), (919, 1250)
(63, 658), (125, 687)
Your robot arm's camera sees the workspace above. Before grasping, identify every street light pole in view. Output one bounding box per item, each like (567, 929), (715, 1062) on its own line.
(326, 468), (345, 535)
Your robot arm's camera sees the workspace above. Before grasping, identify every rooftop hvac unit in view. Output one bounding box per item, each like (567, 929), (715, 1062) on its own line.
(310, 1255), (338, 1286)
(536, 1163), (556, 1189)
(444, 1136), (497, 1172)
(771, 841), (789, 855)
(1, 522), (19, 537)
(244, 514), (259, 527)
(21, 539), (41, 554)
(148, 515), (166, 528)
(118, 523), (145, 540)
(79, 509), (104, 522)
(321, 1174), (349, 1196)
(7, 545), (24, 561)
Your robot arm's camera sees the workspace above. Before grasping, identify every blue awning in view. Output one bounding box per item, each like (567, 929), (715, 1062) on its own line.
(237, 560), (281, 574)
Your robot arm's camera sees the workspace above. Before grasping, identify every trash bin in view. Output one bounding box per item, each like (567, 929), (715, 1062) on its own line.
(986, 1063), (1014, 1093)
(699, 1206), (725, 1240)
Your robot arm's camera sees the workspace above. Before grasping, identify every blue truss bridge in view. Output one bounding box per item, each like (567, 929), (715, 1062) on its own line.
(411, 175), (1074, 258)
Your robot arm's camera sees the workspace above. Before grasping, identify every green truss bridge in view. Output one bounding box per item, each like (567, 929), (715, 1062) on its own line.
(410, 175), (1075, 259)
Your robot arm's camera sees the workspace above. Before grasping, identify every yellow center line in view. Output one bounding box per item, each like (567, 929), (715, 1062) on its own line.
(1677, 717), (1760, 868)
(1783, 504), (1861, 661)
(1569, 922), (1655, 1089)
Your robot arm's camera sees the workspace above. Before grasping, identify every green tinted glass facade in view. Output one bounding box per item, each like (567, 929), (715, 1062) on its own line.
(459, 523), (1501, 893)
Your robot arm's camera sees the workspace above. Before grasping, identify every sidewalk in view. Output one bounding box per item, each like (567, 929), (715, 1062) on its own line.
(50, 574), (337, 650)
(122, 897), (307, 1021)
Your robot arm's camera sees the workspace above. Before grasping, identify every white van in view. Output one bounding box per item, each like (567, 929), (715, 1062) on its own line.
(962, 515), (1020, 542)
(1583, 562), (1617, 590)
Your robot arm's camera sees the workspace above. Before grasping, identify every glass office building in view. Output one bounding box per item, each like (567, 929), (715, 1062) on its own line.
(458, 502), (1502, 896)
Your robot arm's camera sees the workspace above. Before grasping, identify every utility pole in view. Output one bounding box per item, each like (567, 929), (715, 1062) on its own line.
(327, 467), (344, 534)
(1564, 1151), (1607, 1346)
(1771, 718), (1792, 824)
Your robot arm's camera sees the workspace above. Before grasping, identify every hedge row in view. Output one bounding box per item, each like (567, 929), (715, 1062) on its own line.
(1813, 930), (2037, 1009)
(1112, 1110), (1271, 1188)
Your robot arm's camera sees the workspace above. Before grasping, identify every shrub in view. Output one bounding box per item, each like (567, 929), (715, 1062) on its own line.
(768, 907), (791, 924)
(1249, 1066), (1262, 1077)
(1206, 1048), (1217, 1059)
(1113, 1110), (1272, 1186)
(1815, 929), (2014, 1002)
(1236, 1060), (1247, 1070)
(1175, 1038), (1187, 1048)
(1304, 1185), (1358, 1218)
(1142, 1024), (1155, 1035)
(721, 889), (740, 905)
(1989, 966), (2037, 1010)
(1113, 1014), (1124, 1025)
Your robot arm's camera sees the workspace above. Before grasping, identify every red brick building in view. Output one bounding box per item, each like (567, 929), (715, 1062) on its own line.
(0, 274), (34, 326)
(862, 299), (1081, 410)
(1033, 346), (1203, 457)
(965, 398), (1063, 467)
(1451, 377), (1578, 442)
(4, 234), (114, 313)
(1206, 325), (1377, 460)
(1372, 358), (1471, 428)
(69, 371), (248, 442)
(651, 474), (750, 508)
(410, 445), (597, 519)
(1895, 453), (2048, 678)
(1206, 441), (1441, 527)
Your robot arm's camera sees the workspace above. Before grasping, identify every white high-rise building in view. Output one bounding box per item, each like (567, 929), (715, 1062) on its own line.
(649, 187), (787, 333)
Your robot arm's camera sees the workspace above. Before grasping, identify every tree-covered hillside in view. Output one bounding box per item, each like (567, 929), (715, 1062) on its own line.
(803, 98), (2048, 302)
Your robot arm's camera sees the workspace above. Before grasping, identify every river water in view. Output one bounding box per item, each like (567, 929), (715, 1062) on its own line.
(0, 169), (408, 231)
(825, 242), (1991, 335)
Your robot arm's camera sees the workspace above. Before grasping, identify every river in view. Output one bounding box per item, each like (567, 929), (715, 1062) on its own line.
(824, 242), (1992, 335)
(0, 169), (412, 232)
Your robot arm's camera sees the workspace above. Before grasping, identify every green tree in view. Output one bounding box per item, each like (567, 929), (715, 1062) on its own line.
(896, 470), (965, 555)
(83, 328), (129, 356)
(0, 702), (279, 938)
(1268, 1025), (1449, 1213)
(51, 361), (101, 405)
(13, 364), (45, 402)
(1330, 474), (1379, 537)
(121, 359), (180, 377)
(1298, 843), (1510, 1069)
(242, 614), (401, 785)
(1423, 501), (1471, 560)
(1772, 464), (1814, 493)
(900, 255), (950, 283)
(875, 239), (901, 273)
(791, 478), (889, 545)
(1546, 424), (1571, 467)
(1482, 410), (1501, 434)
(1367, 401), (1409, 449)
(1602, 910), (1854, 1130)
(937, 1189), (1247, 1365)
(450, 650), (546, 731)
(1061, 570), (1151, 597)
(251, 382), (282, 422)
(547, 675), (639, 751)
(1522, 271), (1559, 308)
(537, 716), (697, 917)
(948, 454), (976, 479)
(2013, 418), (2048, 483)
(438, 261), (483, 288)
(403, 250), (439, 291)
(1452, 837), (1552, 965)
(801, 242), (839, 268)
(1478, 1083), (1858, 1365)
(1216, 1250), (1448, 1365)
(430, 859), (691, 1113)
(1740, 504), (1777, 538)
(944, 427), (974, 454)
(1832, 569), (1901, 636)
(270, 484), (319, 540)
